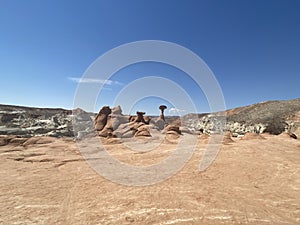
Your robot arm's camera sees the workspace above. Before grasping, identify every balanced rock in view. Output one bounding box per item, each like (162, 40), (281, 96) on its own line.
(159, 105), (167, 121)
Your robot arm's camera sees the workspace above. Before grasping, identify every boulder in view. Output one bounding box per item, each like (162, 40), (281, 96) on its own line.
(135, 125), (151, 137)
(163, 125), (181, 135)
(163, 124), (181, 142)
(94, 106), (111, 131)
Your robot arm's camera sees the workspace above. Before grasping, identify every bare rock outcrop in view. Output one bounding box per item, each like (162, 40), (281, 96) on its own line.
(155, 118), (166, 131)
(129, 112), (151, 137)
(1, 98), (299, 139)
(162, 124), (182, 141)
(135, 125), (151, 137)
(95, 108), (152, 138)
(94, 106), (111, 131)
(0, 104), (76, 137)
(96, 106), (128, 137)
(113, 123), (135, 138)
(184, 98), (300, 136)
(111, 105), (122, 115)
(159, 105), (167, 121)
(163, 125), (181, 135)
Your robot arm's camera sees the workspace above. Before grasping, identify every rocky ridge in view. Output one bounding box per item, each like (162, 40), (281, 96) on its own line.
(93, 106), (181, 139)
(0, 98), (299, 139)
(184, 98), (300, 137)
(0, 105), (93, 138)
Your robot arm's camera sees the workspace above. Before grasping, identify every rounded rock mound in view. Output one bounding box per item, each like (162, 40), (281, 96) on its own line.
(241, 132), (265, 140)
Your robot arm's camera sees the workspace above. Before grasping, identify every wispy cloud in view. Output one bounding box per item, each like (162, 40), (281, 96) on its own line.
(169, 107), (186, 115)
(68, 77), (122, 86)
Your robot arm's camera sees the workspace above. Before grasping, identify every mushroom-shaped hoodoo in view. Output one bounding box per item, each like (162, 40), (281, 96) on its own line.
(159, 105), (167, 121)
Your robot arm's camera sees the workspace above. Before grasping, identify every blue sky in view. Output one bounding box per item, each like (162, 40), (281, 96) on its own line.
(1, 0), (299, 115)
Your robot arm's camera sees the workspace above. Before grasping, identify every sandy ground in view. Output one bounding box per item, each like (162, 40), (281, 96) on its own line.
(0, 133), (299, 225)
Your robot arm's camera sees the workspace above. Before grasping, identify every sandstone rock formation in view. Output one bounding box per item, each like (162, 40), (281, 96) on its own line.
(163, 124), (181, 135)
(161, 124), (182, 141)
(94, 108), (152, 138)
(111, 105), (122, 115)
(0, 98), (299, 139)
(94, 106), (111, 131)
(159, 105), (167, 121)
(134, 124), (151, 137)
(97, 106), (128, 138)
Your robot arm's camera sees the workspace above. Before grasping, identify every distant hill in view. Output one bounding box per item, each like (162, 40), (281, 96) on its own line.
(181, 98), (300, 136)
(224, 98), (300, 134)
(226, 98), (300, 123)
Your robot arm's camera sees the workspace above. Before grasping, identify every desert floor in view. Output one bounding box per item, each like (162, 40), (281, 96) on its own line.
(0, 133), (299, 225)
